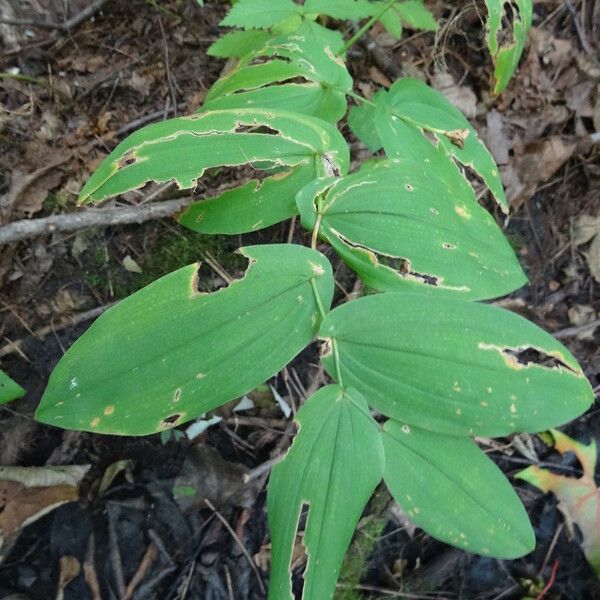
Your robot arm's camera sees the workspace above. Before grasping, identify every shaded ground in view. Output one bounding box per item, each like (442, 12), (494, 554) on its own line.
(1, 1), (599, 598)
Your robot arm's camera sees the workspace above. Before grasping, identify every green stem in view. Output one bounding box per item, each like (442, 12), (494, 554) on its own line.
(0, 72), (43, 84)
(310, 277), (327, 320)
(338, 0), (397, 55)
(347, 90), (376, 107)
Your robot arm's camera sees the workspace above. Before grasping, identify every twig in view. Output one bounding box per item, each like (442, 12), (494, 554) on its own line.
(0, 0), (113, 33)
(243, 454), (285, 483)
(0, 303), (115, 359)
(0, 197), (193, 245)
(553, 318), (600, 339)
(122, 543), (158, 600)
(203, 499), (266, 594)
(535, 559), (559, 600)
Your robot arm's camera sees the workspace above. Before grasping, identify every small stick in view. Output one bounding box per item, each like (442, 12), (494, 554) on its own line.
(0, 0), (113, 33)
(203, 499), (266, 594)
(0, 197), (193, 245)
(122, 543), (158, 600)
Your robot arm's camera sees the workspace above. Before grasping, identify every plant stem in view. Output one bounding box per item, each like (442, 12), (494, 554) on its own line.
(0, 72), (43, 84)
(347, 90), (376, 107)
(339, 0), (397, 55)
(310, 277), (327, 320)
(311, 214), (323, 250)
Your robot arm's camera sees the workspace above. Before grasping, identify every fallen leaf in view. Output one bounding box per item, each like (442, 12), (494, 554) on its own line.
(516, 430), (600, 575)
(122, 255), (143, 274)
(0, 465), (90, 564)
(587, 234), (600, 284)
(573, 214), (600, 246)
(431, 72), (477, 119)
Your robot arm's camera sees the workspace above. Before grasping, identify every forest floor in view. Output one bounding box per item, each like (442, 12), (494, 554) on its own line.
(1, 1), (600, 599)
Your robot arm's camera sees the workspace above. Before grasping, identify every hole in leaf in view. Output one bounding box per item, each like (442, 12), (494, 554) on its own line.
(504, 347), (576, 373)
(233, 124), (281, 136)
(161, 413), (181, 426)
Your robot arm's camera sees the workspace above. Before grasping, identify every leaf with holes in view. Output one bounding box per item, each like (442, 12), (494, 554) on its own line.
(37, 245), (334, 435)
(319, 293), (594, 437)
(80, 108), (349, 234)
(0, 371), (25, 405)
(383, 420), (534, 557)
(268, 385), (384, 599)
(296, 160), (526, 300)
(203, 35), (352, 122)
(375, 78), (508, 213)
(516, 430), (600, 574)
(485, 0), (532, 95)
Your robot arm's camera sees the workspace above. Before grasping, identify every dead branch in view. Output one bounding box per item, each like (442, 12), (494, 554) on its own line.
(0, 197), (193, 246)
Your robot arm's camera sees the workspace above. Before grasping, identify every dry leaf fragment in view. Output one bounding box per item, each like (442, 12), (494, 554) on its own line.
(587, 234), (600, 284)
(573, 214), (600, 246)
(0, 465), (90, 564)
(516, 430), (600, 575)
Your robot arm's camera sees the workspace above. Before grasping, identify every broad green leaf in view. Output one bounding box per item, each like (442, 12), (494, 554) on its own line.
(319, 293), (594, 437)
(517, 430), (600, 574)
(208, 29), (270, 58)
(80, 109), (349, 233)
(37, 245), (334, 435)
(180, 162), (314, 235)
(268, 385), (384, 599)
(485, 0), (532, 94)
(203, 35), (352, 122)
(376, 79), (508, 213)
(347, 92), (385, 152)
(383, 420), (534, 558)
(0, 370), (25, 405)
(220, 0), (302, 29)
(303, 0), (373, 20)
(296, 160), (526, 300)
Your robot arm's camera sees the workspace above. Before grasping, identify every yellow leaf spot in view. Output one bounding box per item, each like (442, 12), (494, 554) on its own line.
(91, 417), (101, 428)
(455, 205), (471, 219)
(104, 406), (115, 416)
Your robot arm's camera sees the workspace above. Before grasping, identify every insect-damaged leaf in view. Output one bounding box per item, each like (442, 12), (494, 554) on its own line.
(268, 385), (384, 600)
(79, 108), (349, 234)
(516, 430), (600, 575)
(383, 420), (534, 558)
(375, 78), (508, 213)
(319, 293), (594, 437)
(0, 370), (25, 405)
(296, 160), (526, 300)
(203, 35), (352, 123)
(220, 0), (303, 30)
(36, 245), (334, 436)
(485, 0), (532, 95)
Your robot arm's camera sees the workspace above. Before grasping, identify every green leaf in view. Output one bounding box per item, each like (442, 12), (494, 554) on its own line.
(383, 420), (534, 558)
(395, 1), (438, 31)
(203, 34), (352, 122)
(36, 244), (334, 435)
(303, 0), (373, 20)
(0, 370), (25, 405)
(296, 160), (526, 300)
(376, 78), (508, 213)
(485, 0), (532, 94)
(80, 108), (349, 234)
(319, 293), (594, 437)
(208, 29), (270, 58)
(268, 385), (384, 599)
(220, 0), (302, 30)
(347, 93), (384, 152)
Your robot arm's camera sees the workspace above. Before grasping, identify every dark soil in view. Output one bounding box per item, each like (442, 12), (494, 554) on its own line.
(1, 1), (599, 599)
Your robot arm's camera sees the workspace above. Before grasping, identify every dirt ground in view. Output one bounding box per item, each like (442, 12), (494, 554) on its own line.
(1, 1), (599, 599)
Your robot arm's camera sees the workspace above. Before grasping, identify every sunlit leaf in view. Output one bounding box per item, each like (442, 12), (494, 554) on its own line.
(268, 385), (384, 599)
(517, 430), (600, 574)
(220, 0), (302, 30)
(485, 0), (533, 95)
(79, 108), (349, 234)
(383, 420), (534, 557)
(369, 0), (438, 39)
(319, 293), (594, 437)
(203, 34), (352, 122)
(296, 160), (526, 300)
(0, 370), (25, 405)
(37, 245), (334, 435)
(208, 29), (270, 58)
(376, 78), (508, 213)
(303, 0), (373, 20)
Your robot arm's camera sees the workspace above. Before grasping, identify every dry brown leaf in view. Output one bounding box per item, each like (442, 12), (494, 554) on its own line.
(508, 136), (576, 210)
(586, 234), (600, 283)
(57, 555), (81, 600)
(0, 465), (90, 564)
(573, 214), (600, 246)
(431, 72), (477, 119)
